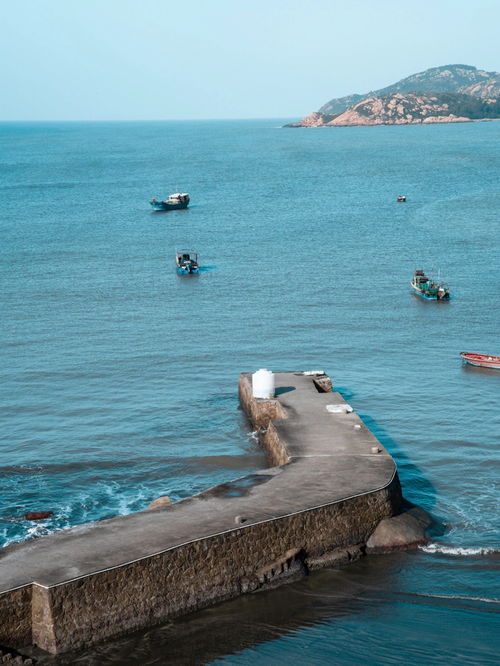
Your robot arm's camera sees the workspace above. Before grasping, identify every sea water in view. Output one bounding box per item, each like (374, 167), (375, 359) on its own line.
(0, 120), (498, 664)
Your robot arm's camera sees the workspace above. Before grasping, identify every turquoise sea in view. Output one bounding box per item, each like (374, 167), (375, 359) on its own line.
(0, 120), (498, 664)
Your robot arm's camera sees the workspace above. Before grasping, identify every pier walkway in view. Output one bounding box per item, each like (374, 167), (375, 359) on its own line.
(0, 372), (400, 654)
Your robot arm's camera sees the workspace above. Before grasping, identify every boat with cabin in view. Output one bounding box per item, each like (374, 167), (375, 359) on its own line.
(460, 352), (500, 369)
(150, 193), (190, 211)
(175, 249), (200, 275)
(411, 270), (450, 300)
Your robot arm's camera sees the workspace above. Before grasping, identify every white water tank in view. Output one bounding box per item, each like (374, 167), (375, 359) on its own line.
(252, 369), (275, 399)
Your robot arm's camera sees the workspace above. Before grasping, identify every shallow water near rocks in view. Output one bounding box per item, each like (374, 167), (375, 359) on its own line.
(0, 119), (498, 664)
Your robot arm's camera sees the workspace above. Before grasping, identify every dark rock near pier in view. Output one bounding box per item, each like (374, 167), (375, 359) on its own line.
(23, 512), (52, 521)
(366, 505), (432, 553)
(147, 496), (171, 510)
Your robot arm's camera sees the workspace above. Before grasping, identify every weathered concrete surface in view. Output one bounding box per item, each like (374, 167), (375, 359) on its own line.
(0, 372), (402, 654)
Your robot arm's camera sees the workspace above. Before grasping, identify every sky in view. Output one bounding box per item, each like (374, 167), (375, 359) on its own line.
(0, 0), (499, 121)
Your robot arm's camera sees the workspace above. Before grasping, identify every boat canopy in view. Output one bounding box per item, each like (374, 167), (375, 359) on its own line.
(176, 249), (199, 261)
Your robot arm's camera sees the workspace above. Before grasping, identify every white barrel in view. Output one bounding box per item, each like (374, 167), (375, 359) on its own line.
(252, 369), (275, 399)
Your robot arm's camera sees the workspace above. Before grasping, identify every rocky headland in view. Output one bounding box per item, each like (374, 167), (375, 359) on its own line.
(286, 64), (500, 127)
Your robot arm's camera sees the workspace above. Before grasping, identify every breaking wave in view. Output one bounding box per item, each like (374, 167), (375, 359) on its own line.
(419, 543), (498, 556)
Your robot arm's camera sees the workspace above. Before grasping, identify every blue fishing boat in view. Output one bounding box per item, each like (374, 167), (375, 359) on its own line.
(411, 270), (450, 300)
(176, 249), (200, 275)
(150, 193), (189, 211)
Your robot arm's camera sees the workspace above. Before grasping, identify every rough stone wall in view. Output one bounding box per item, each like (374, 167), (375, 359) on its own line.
(28, 481), (399, 654)
(0, 585), (32, 648)
(238, 374), (289, 466)
(32, 584), (56, 653)
(238, 375), (287, 429)
(261, 422), (289, 467)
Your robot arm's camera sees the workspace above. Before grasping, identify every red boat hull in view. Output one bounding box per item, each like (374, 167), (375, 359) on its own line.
(460, 352), (500, 369)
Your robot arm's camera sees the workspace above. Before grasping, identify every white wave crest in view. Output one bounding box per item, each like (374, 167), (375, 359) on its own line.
(415, 592), (500, 604)
(2, 521), (53, 548)
(247, 430), (261, 441)
(420, 542), (498, 556)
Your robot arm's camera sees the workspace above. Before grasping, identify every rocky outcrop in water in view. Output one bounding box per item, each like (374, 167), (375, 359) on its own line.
(286, 64), (500, 127)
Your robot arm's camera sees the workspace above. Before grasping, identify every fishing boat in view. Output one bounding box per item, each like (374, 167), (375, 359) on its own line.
(150, 193), (190, 211)
(397, 195), (406, 202)
(175, 249), (200, 275)
(460, 352), (500, 369)
(411, 270), (450, 300)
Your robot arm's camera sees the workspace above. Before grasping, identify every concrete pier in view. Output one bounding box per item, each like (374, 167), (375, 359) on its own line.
(0, 372), (402, 655)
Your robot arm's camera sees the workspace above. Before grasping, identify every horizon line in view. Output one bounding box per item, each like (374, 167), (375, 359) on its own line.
(0, 116), (298, 123)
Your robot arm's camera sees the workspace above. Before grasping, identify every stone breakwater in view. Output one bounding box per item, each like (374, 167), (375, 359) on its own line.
(0, 372), (421, 656)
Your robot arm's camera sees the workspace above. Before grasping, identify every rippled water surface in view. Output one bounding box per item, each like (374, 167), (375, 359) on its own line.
(0, 120), (498, 664)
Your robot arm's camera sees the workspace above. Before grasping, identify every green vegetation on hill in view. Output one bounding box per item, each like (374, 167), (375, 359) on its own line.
(319, 64), (499, 115)
(286, 64), (500, 127)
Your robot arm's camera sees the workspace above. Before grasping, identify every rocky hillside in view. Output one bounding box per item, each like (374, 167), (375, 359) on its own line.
(287, 64), (500, 127)
(324, 92), (500, 126)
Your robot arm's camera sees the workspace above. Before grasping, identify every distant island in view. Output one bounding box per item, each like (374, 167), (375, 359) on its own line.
(286, 64), (500, 127)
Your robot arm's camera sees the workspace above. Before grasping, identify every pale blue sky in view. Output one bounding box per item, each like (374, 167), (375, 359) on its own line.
(0, 0), (498, 120)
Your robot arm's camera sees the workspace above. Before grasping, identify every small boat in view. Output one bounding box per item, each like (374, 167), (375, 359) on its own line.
(460, 352), (500, 369)
(397, 195), (406, 202)
(411, 270), (450, 300)
(150, 193), (190, 211)
(176, 249), (200, 275)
